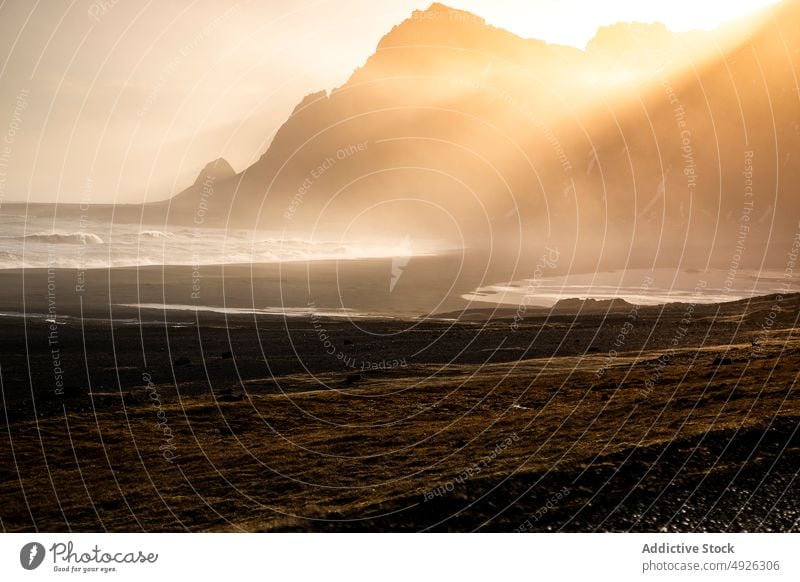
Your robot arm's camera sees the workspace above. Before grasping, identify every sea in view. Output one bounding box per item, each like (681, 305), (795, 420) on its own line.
(1, 213), (793, 310)
(0, 213), (420, 270)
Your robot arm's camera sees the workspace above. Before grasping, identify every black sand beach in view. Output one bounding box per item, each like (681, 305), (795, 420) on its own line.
(1, 258), (798, 532)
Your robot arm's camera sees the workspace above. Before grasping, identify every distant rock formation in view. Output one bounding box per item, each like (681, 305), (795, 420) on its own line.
(552, 298), (635, 313)
(147, 157), (236, 216)
(194, 158), (236, 187)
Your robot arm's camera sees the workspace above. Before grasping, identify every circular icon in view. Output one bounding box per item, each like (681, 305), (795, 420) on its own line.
(19, 542), (45, 570)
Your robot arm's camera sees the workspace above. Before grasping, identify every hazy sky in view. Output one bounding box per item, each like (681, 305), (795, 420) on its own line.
(0, 0), (778, 204)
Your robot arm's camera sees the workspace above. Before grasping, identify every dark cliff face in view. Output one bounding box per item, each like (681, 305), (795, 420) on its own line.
(167, 1), (800, 269)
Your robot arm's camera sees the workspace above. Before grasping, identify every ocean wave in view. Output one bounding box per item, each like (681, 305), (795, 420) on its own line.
(138, 230), (173, 239)
(21, 232), (105, 245)
(0, 250), (22, 269)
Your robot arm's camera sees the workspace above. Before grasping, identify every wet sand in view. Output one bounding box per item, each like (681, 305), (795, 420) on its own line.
(0, 251), (519, 320)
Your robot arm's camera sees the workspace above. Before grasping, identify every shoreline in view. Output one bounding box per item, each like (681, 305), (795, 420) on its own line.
(0, 257), (792, 321)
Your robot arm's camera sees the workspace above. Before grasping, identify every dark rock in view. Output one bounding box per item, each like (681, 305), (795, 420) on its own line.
(173, 356), (192, 367)
(214, 387), (243, 402)
(217, 393), (243, 402)
(713, 356), (733, 366)
(343, 373), (362, 386)
(221, 351), (233, 359)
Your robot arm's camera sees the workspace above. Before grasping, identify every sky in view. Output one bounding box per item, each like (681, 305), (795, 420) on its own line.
(0, 0), (779, 204)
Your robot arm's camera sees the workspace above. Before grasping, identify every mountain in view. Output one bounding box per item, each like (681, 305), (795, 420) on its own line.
(194, 158), (236, 187)
(160, 157), (236, 217)
(158, 1), (800, 270)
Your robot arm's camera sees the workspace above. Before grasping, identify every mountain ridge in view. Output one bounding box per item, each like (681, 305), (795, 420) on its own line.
(157, 0), (799, 271)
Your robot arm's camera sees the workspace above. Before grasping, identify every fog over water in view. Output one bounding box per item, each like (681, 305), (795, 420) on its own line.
(0, 213), (444, 270)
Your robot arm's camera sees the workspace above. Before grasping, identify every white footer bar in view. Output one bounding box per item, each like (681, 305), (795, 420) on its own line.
(1, 533), (796, 581)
